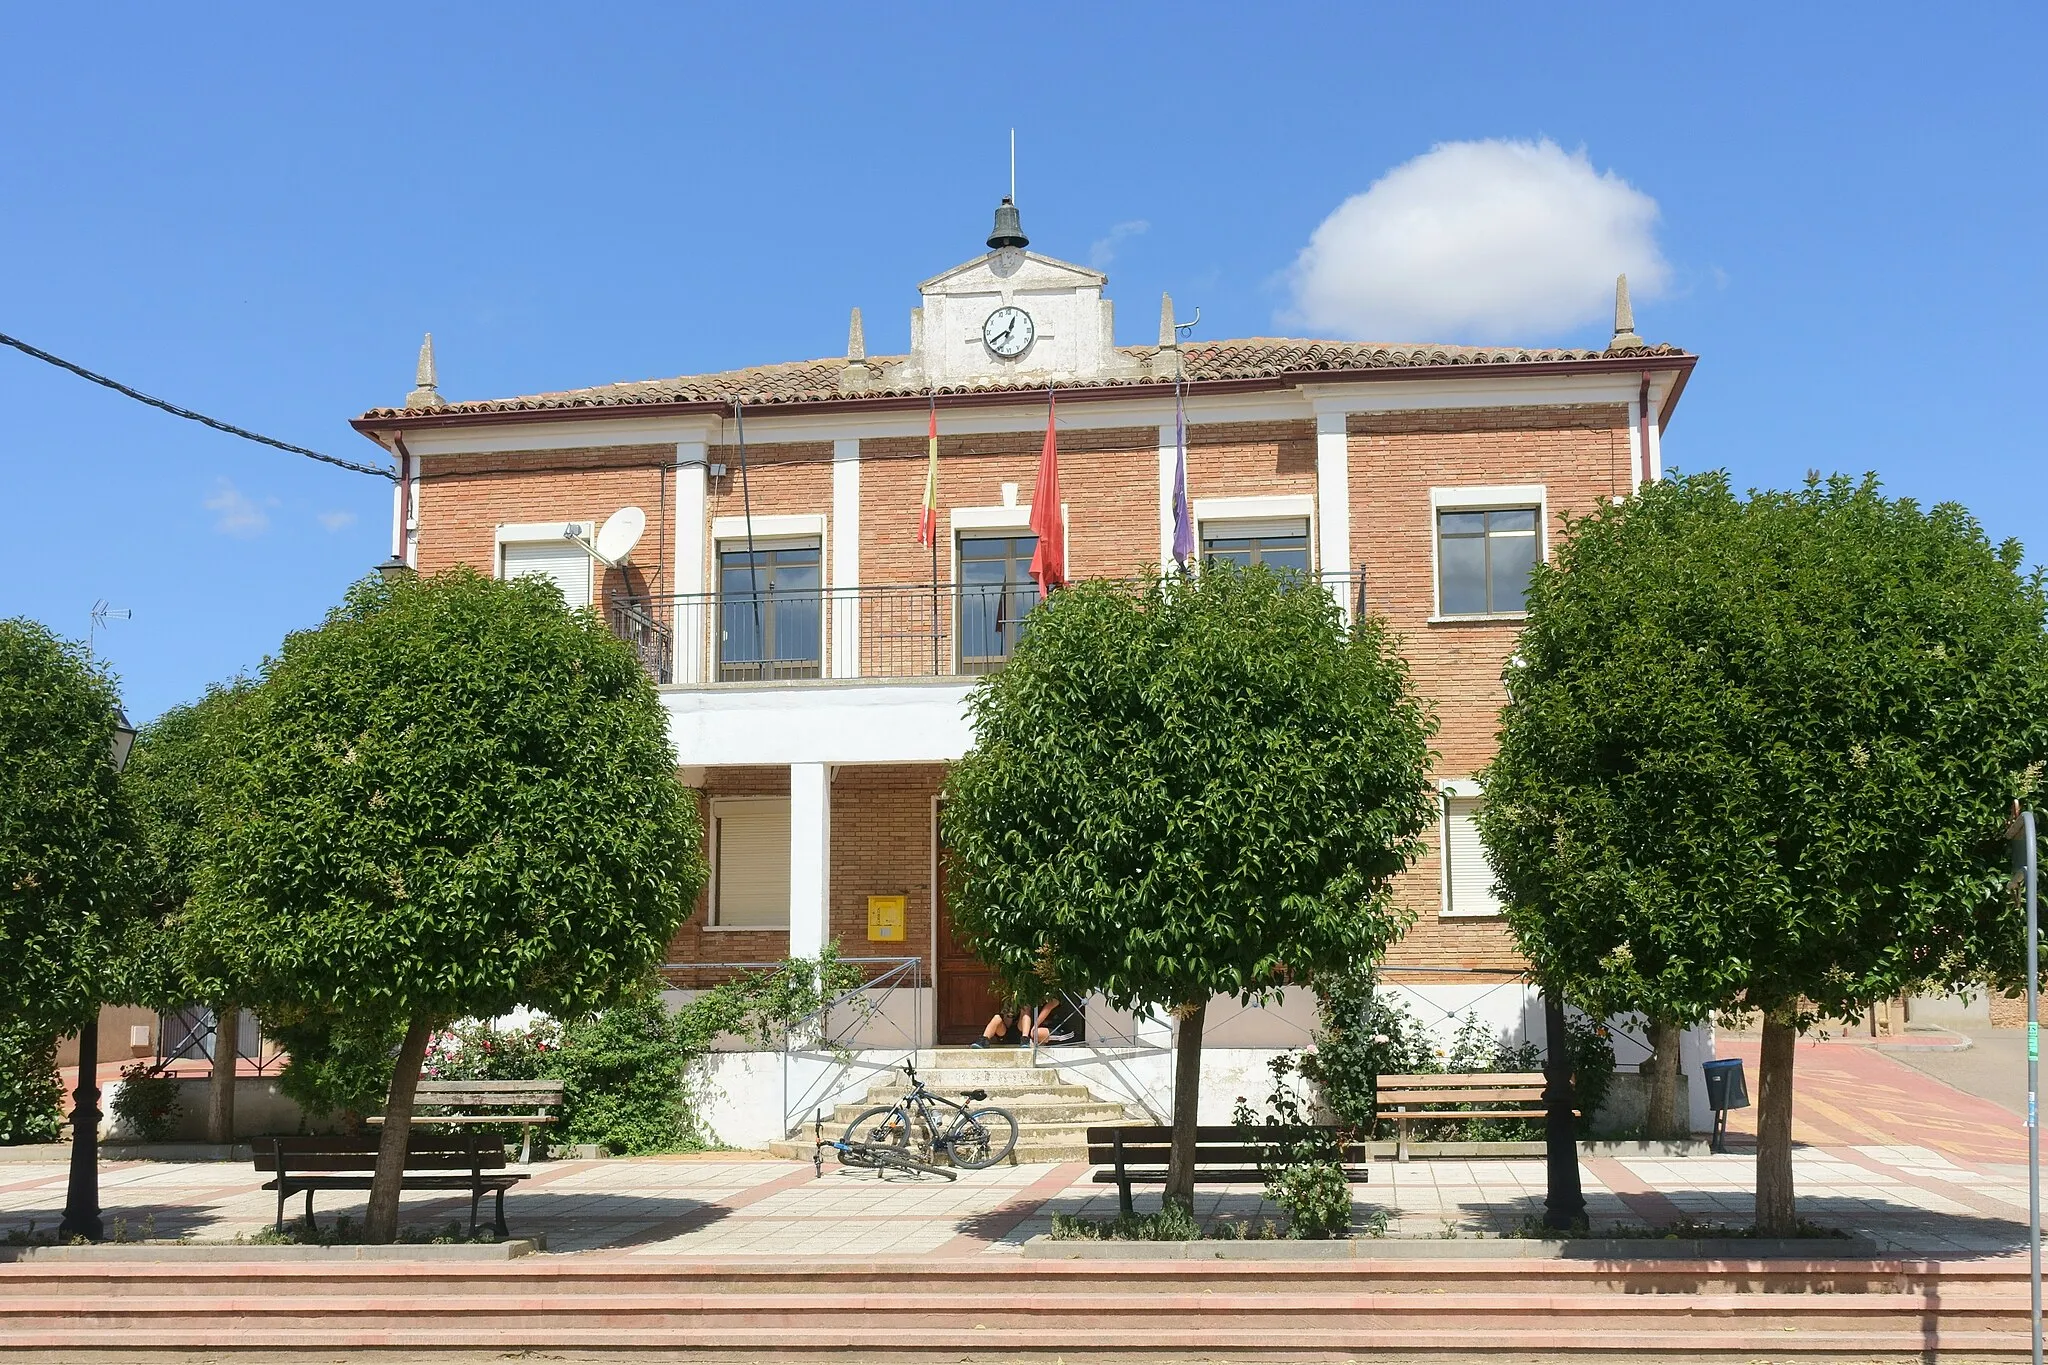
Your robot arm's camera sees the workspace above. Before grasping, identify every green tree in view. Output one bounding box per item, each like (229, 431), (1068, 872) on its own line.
(0, 619), (143, 1037)
(122, 681), (258, 1142)
(189, 570), (707, 1241)
(1478, 472), (2048, 1234)
(942, 568), (1438, 1206)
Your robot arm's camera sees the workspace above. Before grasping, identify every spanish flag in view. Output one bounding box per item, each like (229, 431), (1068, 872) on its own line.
(918, 399), (939, 548)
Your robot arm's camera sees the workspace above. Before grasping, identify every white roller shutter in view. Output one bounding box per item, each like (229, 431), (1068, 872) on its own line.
(713, 798), (790, 928)
(501, 540), (593, 608)
(1443, 796), (1503, 917)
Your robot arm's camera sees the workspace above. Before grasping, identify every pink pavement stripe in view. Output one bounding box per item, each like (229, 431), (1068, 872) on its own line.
(1580, 1156), (1689, 1228)
(936, 1160), (1089, 1256)
(1823, 1145), (2026, 1227)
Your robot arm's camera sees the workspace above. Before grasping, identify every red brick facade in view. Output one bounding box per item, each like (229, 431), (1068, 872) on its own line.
(402, 391), (1643, 983)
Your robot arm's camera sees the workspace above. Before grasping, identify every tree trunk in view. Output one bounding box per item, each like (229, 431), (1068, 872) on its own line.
(1164, 999), (1207, 1211)
(1541, 990), (1586, 1230)
(207, 1005), (239, 1145)
(363, 1014), (434, 1244)
(1754, 1011), (1798, 1236)
(1644, 1018), (1683, 1140)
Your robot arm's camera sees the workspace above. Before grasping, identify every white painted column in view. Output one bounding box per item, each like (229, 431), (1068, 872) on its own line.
(674, 444), (709, 685)
(1646, 410), (1664, 483)
(831, 438), (861, 678)
(1625, 398), (1644, 495)
(1315, 412), (1353, 621)
(1156, 422), (1177, 574)
(788, 762), (833, 960)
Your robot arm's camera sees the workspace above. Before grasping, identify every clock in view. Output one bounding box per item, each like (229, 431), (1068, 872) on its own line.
(982, 305), (1035, 359)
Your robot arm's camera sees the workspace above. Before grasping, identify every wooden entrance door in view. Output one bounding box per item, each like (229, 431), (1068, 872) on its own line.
(934, 827), (1002, 1044)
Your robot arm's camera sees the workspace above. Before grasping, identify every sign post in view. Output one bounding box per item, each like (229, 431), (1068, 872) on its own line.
(2014, 805), (2041, 1365)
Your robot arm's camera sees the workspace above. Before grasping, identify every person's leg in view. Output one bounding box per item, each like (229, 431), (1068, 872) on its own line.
(974, 1012), (1005, 1048)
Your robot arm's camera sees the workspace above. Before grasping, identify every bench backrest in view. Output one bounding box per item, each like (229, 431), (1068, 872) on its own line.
(1083, 1124), (1369, 1168)
(252, 1133), (508, 1173)
(412, 1079), (565, 1109)
(1375, 1073), (1548, 1107)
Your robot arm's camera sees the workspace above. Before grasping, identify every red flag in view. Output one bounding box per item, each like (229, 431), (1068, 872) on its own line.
(1029, 389), (1067, 592)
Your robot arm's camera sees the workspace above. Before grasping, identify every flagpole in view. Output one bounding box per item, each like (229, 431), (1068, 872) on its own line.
(733, 397), (763, 672)
(928, 392), (940, 675)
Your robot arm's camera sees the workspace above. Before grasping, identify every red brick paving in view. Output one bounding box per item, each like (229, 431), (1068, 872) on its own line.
(1718, 1036), (2031, 1166)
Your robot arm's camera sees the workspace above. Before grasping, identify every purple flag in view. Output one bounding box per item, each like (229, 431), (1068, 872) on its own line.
(1170, 388), (1193, 565)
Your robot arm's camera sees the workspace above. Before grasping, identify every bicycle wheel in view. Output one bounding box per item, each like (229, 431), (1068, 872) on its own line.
(945, 1106), (1019, 1170)
(869, 1143), (959, 1182)
(840, 1106), (909, 1168)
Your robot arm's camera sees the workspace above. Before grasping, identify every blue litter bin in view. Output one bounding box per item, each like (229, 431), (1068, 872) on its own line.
(1701, 1057), (1748, 1153)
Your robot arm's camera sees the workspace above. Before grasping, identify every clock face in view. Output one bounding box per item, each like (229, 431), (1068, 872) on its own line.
(982, 305), (1035, 359)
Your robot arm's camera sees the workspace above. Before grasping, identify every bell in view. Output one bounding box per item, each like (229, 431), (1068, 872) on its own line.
(986, 196), (1028, 250)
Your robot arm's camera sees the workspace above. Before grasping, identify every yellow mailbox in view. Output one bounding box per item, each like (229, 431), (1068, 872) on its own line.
(866, 895), (907, 942)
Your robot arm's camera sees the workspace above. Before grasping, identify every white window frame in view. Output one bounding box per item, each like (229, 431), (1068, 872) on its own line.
(707, 796), (791, 931)
(1437, 778), (1502, 919)
(495, 522), (596, 607)
(1192, 495), (1317, 572)
(1428, 485), (1546, 622)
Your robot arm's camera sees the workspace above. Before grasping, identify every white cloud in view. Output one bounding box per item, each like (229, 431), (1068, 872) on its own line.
(317, 509), (358, 532)
(1284, 138), (1670, 344)
(1089, 219), (1149, 271)
(204, 479), (270, 537)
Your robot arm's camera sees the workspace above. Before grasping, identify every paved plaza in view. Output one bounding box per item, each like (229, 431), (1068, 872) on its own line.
(4, 1035), (2039, 1259)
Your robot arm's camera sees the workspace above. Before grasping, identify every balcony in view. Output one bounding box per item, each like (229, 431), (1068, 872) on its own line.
(609, 573), (1367, 688)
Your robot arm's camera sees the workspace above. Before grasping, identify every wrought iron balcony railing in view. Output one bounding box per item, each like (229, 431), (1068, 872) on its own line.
(610, 571), (1368, 688)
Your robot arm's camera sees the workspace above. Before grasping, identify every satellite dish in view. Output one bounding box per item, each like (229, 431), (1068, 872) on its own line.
(593, 506), (647, 566)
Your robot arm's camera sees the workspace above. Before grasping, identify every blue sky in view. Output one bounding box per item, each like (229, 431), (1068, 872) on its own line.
(2, 4), (2041, 721)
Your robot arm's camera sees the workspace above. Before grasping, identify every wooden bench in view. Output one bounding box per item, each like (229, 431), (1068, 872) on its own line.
(1086, 1124), (1371, 1217)
(1375, 1072), (1573, 1161)
(255, 1133), (529, 1237)
(366, 1080), (565, 1163)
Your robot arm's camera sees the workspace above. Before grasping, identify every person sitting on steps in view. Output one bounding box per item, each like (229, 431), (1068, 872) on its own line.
(973, 998), (1071, 1048)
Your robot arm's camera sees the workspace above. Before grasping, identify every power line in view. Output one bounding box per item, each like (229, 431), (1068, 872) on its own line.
(0, 330), (396, 481)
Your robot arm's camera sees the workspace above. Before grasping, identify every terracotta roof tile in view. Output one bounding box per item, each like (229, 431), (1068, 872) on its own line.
(357, 338), (1688, 421)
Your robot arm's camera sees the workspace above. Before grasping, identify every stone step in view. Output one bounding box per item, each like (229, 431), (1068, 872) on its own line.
(862, 1070), (1096, 1092)
(9, 1258), (2022, 1298)
(0, 1287), (2025, 1353)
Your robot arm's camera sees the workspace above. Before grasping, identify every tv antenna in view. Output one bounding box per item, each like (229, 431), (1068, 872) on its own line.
(88, 600), (130, 661)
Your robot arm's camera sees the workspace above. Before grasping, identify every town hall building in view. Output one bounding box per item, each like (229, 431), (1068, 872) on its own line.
(349, 199), (1702, 1137)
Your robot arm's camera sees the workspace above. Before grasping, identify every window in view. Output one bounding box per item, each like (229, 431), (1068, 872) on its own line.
(957, 533), (1040, 674)
(1201, 518), (1310, 574)
(719, 541), (821, 681)
(711, 798), (790, 928)
(1441, 795), (1503, 918)
(501, 540), (592, 608)
(1437, 507), (1538, 616)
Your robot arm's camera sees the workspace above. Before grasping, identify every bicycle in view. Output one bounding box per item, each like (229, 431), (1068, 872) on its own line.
(812, 1118), (957, 1181)
(837, 1060), (1020, 1171)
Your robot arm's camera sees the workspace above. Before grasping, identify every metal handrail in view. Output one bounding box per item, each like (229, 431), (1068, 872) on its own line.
(610, 570), (1369, 687)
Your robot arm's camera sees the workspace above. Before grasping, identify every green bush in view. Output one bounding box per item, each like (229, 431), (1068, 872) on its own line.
(1233, 1053), (1356, 1238)
(0, 1021), (63, 1145)
(109, 1062), (181, 1142)
(1299, 973), (1617, 1141)
(417, 951), (869, 1155)
(1298, 967), (1436, 1127)
(268, 1010), (407, 1125)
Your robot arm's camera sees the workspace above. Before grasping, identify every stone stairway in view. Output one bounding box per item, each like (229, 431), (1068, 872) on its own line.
(766, 1045), (1148, 1164)
(1, 1258), (2030, 1356)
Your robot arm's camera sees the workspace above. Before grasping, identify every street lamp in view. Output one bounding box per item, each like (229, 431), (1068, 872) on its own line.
(375, 555), (412, 584)
(57, 707), (138, 1243)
